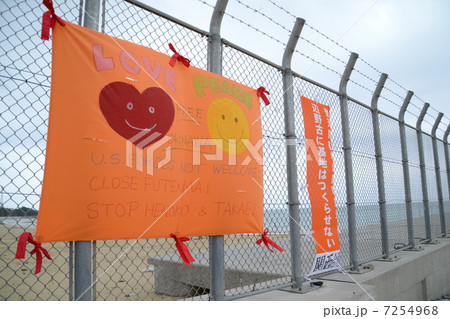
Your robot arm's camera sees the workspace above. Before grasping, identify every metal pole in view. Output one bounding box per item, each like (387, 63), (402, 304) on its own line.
(74, 0), (101, 301)
(74, 242), (91, 301)
(339, 52), (359, 272)
(444, 125), (450, 202)
(416, 103), (433, 241)
(370, 73), (389, 258)
(83, 0), (101, 31)
(78, 0), (84, 25)
(69, 241), (74, 301)
(398, 91), (415, 248)
(431, 113), (447, 236)
(208, 0), (228, 301)
(282, 18), (305, 290)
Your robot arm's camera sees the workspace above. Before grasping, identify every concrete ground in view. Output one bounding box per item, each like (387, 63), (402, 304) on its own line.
(239, 237), (450, 301)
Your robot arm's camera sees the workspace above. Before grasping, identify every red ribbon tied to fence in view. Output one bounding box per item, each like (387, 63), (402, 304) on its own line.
(15, 232), (52, 274)
(41, 0), (65, 40)
(257, 86), (270, 106)
(256, 228), (284, 253)
(170, 233), (195, 265)
(168, 43), (191, 68)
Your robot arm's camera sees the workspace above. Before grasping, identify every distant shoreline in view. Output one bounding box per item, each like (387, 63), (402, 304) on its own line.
(0, 217), (36, 228)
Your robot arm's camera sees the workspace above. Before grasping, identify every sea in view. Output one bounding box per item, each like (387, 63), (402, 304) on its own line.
(1, 201), (448, 234)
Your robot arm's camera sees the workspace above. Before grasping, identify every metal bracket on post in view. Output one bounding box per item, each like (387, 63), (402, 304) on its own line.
(444, 125), (450, 206)
(431, 113), (447, 237)
(416, 103), (434, 243)
(398, 91), (422, 251)
(370, 73), (390, 259)
(207, 0), (228, 301)
(339, 52), (360, 272)
(280, 17), (316, 294)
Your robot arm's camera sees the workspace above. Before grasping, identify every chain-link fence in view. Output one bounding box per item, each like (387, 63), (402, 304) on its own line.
(1, 0), (449, 301)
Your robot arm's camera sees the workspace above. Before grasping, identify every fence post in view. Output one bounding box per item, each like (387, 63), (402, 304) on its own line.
(370, 73), (390, 258)
(207, 0), (228, 301)
(83, 0), (101, 31)
(416, 103), (433, 241)
(282, 17), (305, 290)
(445, 126), (450, 202)
(398, 91), (416, 248)
(339, 53), (359, 271)
(431, 113), (447, 236)
(69, 241), (74, 300)
(74, 0), (101, 301)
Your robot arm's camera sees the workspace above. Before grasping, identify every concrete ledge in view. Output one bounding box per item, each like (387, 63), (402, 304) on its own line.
(240, 238), (450, 301)
(148, 241), (291, 297)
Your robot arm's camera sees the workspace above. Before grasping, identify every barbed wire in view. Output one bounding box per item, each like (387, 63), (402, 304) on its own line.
(194, 0), (215, 8)
(402, 108), (450, 134)
(234, 0), (292, 34)
(304, 23), (352, 55)
(265, 0), (296, 20)
(415, 95), (426, 104)
(437, 125), (448, 134)
(409, 101), (425, 114)
(348, 78), (374, 95)
(379, 95), (402, 110)
(358, 57), (382, 75)
(418, 100), (449, 124)
(402, 108), (441, 132)
(295, 48), (343, 77)
(408, 99), (438, 128)
(300, 36), (347, 66)
(386, 77), (409, 94)
(352, 68), (379, 86)
(196, 0), (287, 48)
(423, 118), (437, 129)
(265, 0), (355, 57)
(405, 108), (419, 120)
(196, 0), (450, 124)
(383, 86), (409, 104)
(429, 104), (450, 123)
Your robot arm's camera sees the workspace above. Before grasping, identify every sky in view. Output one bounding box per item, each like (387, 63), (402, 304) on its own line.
(1, 0), (449, 209)
(138, 0), (450, 138)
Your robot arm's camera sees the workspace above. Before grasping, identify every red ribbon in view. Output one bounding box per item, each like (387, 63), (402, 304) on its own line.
(41, 0), (65, 40)
(15, 232), (52, 274)
(256, 228), (284, 253)
(170, 233), (195, 265)
(168, 43), (191, 68)
(257, 86), (271, 106)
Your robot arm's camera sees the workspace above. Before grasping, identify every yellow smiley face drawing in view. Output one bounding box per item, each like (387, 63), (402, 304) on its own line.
(207, 98), (250, 155)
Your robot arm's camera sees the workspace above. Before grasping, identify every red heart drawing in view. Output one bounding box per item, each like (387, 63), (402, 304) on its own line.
(99, 82), (175, 149)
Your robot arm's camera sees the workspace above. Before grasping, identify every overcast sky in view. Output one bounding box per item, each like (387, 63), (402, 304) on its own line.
(139, 0), (450, 138)
(1, 0), (449, 209)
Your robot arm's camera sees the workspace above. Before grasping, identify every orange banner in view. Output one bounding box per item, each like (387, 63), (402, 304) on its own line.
(35, 22), (263, 243)
(300, 96), (340, 275)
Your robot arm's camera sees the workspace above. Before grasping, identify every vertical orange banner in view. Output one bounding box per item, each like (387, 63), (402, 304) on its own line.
(300, 96), (340, 276)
